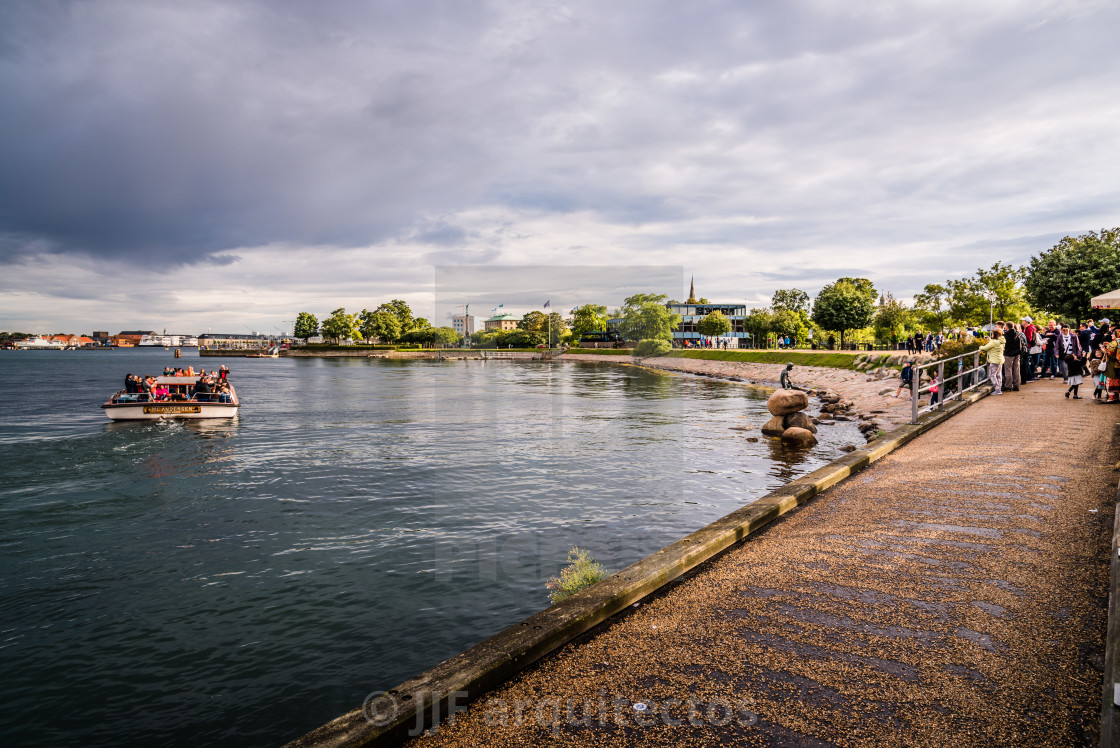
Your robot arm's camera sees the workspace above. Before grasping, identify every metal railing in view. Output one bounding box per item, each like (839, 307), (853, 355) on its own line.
(910, 350), (989, 424)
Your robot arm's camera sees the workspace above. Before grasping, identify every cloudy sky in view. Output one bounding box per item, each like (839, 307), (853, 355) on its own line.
(1, 0), (1117, 334)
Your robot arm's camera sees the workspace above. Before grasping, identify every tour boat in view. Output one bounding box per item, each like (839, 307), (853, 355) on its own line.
(102, 376), (240, 420)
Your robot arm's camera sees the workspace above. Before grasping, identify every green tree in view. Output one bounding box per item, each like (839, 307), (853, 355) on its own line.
(321, 308), (361, 343)
(912, 284), (949, 331)
(618, 293), (680, 341)
(376, 299), (415, 335)
(470, 330), (500, 348)
(812, 280), (876, 346)
(743, 308), (773, 348)
(975, 261), (1029, 322)
(771, 289), (810, 315)
(570, 304), (608, 339)
(431, 327), (460, 347)
(520, 311), (547, 332)
(873, 293), (914, 341)
(544, 312), (566, 346)
(837, 277), (877, 301)
(294, 312), (319, 339)
(498, 329), (545, 348)
(1026, 228), (1120, 321)
(770, 309), (807, 344)
(696, 310), (733, 337)
(946, 277), (986, 325)
(361, 309), (401, 343)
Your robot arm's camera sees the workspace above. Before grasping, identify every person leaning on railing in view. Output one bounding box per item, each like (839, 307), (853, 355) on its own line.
(979, 330), (1005, 395)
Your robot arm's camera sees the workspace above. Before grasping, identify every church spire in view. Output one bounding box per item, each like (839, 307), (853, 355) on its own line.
(687, 275), (697, 303)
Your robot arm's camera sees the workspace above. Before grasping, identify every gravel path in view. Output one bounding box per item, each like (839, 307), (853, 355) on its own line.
(409, 378), (1120, 747)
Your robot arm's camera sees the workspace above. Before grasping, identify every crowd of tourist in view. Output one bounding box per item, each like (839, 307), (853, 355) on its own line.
(903, 318), (1120, 403)
(119, 366), (232, 403)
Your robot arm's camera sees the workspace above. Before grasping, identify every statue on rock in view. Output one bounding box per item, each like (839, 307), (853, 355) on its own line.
(780, 362), (794, 390)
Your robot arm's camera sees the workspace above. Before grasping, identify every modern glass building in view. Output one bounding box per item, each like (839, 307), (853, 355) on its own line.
(668, 303), (752, 345)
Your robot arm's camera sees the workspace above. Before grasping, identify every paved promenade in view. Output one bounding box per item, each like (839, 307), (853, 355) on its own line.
(411, 380), (1120, 747)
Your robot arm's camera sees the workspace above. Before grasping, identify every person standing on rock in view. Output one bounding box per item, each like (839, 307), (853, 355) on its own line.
(780, 363), (794, 390)
(896, 361), (914, 398)
(979, 329), (1005, 395)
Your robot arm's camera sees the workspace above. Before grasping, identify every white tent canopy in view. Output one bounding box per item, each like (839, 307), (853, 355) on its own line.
(1091, 289), (1120, 310)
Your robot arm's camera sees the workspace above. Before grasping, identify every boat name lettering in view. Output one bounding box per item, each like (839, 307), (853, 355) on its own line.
(142, 405), (203, 414)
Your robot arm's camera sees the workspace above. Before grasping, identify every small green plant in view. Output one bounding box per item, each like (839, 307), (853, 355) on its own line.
(632, 338), (672, 358)
(546, 547), (610, 603)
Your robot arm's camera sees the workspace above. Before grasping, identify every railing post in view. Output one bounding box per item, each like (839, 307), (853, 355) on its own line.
(911, 366), (919, 424)
(937, 361), (945, 410)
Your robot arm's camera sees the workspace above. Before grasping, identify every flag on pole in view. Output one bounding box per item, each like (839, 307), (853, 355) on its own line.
(543, 299), (551, 309)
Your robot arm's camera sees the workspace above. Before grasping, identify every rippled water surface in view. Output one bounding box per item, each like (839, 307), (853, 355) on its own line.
(0, 349), (860, 746)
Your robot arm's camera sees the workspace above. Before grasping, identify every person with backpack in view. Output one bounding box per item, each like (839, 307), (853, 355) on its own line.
(1001, 320), (1026, 392)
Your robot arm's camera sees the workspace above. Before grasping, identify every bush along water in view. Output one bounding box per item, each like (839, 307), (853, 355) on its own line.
(632, 338), (672, 358)
(546, 547), (610, 603)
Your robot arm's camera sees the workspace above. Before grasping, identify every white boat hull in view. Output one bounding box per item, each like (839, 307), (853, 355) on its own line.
(102, 376), (239, 420)
(103, 402), (239, 420)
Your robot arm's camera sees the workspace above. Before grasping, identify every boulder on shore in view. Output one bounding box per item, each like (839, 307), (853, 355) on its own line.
(761, 415), (787, 436)
(767, 389), (809, 416)
(783, 411), (817, 433)
(780, 427), (818, 447)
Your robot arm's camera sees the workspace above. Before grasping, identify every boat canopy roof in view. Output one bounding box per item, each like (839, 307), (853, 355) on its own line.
(154, 376), (203, 385)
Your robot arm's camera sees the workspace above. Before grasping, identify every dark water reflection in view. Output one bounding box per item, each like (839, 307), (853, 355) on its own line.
(0, 350), (861, 746)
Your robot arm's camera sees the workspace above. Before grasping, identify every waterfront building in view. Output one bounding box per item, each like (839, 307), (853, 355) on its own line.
(138, 333), (200, 347)
(668, 302), (752, 345)
(198, 333), (271, 349)
(483, 313), (520, 331)
(450, 314), (475, 336)
(111, 331), (152, 347)
(604, 279), (753, 345)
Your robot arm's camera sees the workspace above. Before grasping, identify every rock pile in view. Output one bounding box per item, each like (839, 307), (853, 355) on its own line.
(762, 389), (817, 447)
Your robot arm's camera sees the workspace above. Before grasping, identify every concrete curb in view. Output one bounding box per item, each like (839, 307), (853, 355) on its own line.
(1101, 473), (1120, 747)
(282, 388), (990, 748)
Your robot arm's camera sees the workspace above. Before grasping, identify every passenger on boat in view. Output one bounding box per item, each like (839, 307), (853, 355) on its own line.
(191, 376), (214, 402)
(219, 365), (229, 380)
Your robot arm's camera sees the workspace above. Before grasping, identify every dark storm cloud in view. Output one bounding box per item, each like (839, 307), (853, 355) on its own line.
(1, 0), (1118, 330)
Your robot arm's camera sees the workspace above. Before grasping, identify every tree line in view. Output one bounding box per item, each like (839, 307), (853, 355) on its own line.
(294, 301), (459, 347)
(738, 228), (1120, 347)
(292, 229), (1119, 348)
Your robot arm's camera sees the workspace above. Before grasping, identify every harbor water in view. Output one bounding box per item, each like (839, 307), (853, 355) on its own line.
(0, 349), (860, 746)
